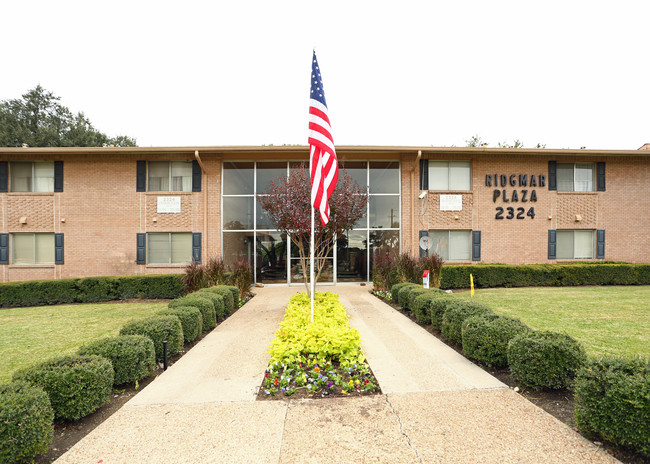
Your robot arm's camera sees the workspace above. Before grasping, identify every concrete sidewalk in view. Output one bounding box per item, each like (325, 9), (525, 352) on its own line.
(55, 286), (620, 464)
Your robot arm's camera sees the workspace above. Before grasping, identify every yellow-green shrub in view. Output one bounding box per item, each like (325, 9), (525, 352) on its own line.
(268, 292), (364, 365)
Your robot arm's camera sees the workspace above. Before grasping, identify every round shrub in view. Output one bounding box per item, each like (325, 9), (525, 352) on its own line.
(461, 314), (531, 367)
(78, 335), (155, 385)
(390, 282), (413, 302)
(0, 382), (54, 464)
(441, 300), (494, 345)
(208, 287), (234, 315)
(120, 315), (184, 362)
(169, 295), (217, 330)
(507, 331), (587, 390)
(13, 355), (113, 421)
(193, 290), (226, 322)
(221, 285), (240, 307)
(411, 290), (448, 325)
(574, 357), (650, 457)
(408, 287), (428, 311)
(427, 296), (458, 330)
(397, 283), (419, 309)
(158, 306), (202, 343)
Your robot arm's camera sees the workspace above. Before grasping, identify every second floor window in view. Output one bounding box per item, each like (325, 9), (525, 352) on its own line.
(428, 161), (471, 190)
(11, 162), (54, 192)
(148, 161), (192, 192)
(557, 163), (594, 191)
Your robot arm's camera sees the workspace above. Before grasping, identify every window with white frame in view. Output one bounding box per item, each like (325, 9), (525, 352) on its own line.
(12, 233), (55, 264)
(147, 161), (192, 192)
(557, 163), (594, 192)
(428, 161), (471, 190)
(556, 230), (594, 259)
(147, 233), (192, 264)
(10, 162), (54, 192)
(429, 230), (471, 261)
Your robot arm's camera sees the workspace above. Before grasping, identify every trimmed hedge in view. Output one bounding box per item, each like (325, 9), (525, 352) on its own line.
(13, 355), (113, 421)
(440, 263), (650, 290)
(507, 331), (587, 390)
(158, 306), (203, 343)
(411, 290), (447, 325)
(0, 274), (183, 308)
(441, 300), (494, 345)
(193, 290), (226, 321)
(78, 335), (155, 385)
(461, 314), (531, 367)
(574, 357), (650, 457)
(120, 315), (184, 362)
(169, 295), (217, 330)
(0, 382), (54, 464)
(397, 283), (420, 309)
(209, 286), (234, 315)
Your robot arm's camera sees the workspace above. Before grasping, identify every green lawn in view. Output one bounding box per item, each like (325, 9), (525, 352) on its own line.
(0, 302), (168, 383)
(456, 286), (650, 360)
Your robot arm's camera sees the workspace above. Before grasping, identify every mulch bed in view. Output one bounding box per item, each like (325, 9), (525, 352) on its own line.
(374, 293), (649, 464)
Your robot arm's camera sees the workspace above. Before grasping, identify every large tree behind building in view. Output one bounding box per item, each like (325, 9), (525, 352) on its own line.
(258, 166), (368, 294)
(0, 86), (136, 147)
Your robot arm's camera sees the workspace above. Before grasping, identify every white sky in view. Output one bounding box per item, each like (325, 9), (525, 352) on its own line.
(1, 0), (648, 150)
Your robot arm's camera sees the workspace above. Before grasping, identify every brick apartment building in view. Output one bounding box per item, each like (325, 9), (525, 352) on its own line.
(0, 145), (648, 284)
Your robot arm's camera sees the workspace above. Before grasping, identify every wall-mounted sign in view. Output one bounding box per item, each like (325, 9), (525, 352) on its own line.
(157, 196), (181, 213)
(486, 174), (543, 220)
(440, 194), (462, 211)
(419, 236), (433, 250)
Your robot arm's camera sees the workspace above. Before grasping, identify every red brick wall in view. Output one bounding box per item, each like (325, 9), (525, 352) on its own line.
(0, 150), (648, 282)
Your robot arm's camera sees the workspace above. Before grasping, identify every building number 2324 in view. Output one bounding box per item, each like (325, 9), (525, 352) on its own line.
(495, 206), (535, 220)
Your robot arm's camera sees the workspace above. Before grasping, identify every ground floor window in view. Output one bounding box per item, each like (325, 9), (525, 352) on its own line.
(429, 230), (471, 261)
(556, 230), (594, 259)
(148, 233), (192, 264)
(12, 233), (54, 264)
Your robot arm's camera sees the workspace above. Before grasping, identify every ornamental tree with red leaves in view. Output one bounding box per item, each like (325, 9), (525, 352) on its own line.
(257, 166), (369, 294)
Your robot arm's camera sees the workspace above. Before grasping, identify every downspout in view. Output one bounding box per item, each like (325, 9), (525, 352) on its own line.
(194, 150), (207, 260)
(412, 150), (421, 256)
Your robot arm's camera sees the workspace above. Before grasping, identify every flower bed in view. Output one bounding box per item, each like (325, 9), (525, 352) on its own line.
(260, 292), (380, 398)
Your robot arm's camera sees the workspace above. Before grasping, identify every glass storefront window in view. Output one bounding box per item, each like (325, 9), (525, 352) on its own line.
(369, 195), (400, 228)
(222, 231), (255, 270)
(222, 160), (400, 284)
(223, 197), (254, 230)
(369, 161), (399, 194)
(256, 232), (287, 283)
(369, 230), (399, 273)
(256, 162), (287, 194)
(223, 162), (254, 195)
(337, 230), (367, 282)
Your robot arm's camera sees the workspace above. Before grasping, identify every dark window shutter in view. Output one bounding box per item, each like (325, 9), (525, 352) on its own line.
(472, 230), (481, 261)
(597, 162), (606, 191)
(192, 232), (202, 263)
(419, 230), (429, 258)
(136, 161), (146, 192)
(419, 159), (429, 190)
(54, 161), (63, 192)
(54, 233), (64, 264)
(548, 230), (557, 259)
(548, 161), (557, 191)
(192, 160), (202, 192)
(0, 233), (8, 264)
(596, 229), (605, 259)
(0, 162), (7, 193)
(136, 233), (146, 264)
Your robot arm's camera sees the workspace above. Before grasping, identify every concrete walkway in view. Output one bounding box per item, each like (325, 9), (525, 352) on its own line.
(55, 286), (620, 464)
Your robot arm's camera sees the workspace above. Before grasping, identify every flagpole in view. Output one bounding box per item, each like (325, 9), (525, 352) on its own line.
(310, 197), (315, 324)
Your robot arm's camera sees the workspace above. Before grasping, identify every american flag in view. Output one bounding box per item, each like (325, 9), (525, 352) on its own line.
(308, 50), (338, 226)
